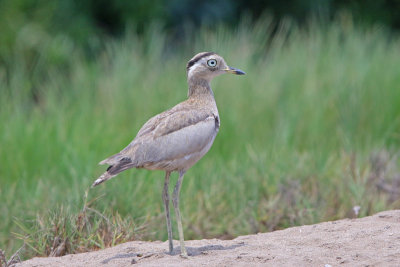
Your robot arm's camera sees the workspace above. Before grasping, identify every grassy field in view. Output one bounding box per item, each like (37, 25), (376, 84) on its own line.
(1, 17), (400, 260)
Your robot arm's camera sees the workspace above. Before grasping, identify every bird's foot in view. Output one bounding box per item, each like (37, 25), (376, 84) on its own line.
(180, 253), (188, 259)
(179, 248), (188, 259)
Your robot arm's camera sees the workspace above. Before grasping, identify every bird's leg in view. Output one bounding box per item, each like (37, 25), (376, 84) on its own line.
(162, 171), (173, 254)
(172, 170), (188, 258)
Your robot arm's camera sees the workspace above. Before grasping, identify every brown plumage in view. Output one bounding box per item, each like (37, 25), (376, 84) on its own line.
(91, 52), (245, 257)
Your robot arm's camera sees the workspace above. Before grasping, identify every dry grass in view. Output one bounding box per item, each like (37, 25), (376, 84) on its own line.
(12, 190), (143, 259)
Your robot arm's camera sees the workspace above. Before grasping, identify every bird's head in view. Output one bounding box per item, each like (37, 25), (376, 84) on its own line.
(186, 52), (245, 82)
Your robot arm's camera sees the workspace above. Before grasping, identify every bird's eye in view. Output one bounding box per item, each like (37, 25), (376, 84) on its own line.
(207, 59), (217, 67)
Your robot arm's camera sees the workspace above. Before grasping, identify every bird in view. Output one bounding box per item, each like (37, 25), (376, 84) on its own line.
(91, 52), (245, 257)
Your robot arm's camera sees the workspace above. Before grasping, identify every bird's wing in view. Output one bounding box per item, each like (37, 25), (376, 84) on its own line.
(99, 106), (218, 167)
(128, 109), (218, 167)
(96, 108), (218, 182)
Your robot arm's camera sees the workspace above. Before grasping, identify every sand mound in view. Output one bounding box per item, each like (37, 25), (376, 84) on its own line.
(17, 210), (400, 266)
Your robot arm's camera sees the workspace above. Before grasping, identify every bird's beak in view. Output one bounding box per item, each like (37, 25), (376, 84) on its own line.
(224, 66), (246, 75)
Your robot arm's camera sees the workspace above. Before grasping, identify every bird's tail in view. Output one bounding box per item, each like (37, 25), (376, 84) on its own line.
(92, 157), (134, 188)
(91, 170), (116, 188)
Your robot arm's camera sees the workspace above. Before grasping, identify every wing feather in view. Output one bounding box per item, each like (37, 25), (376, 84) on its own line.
(131, 114), (217, 167)
(99, 101), (217, 168)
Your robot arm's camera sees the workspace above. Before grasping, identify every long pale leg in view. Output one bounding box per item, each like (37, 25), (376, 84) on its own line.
(172, 170), (188, 257)
(162, 171), (173, 254)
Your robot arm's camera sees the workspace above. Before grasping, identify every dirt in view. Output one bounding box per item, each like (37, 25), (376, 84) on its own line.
(17, 210), (400, 266)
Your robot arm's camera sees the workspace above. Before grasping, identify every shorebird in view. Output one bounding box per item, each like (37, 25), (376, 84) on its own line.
(91, 52), (245, 257)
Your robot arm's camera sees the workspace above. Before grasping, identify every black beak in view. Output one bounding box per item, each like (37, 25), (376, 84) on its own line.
(225, 66), (246, 75)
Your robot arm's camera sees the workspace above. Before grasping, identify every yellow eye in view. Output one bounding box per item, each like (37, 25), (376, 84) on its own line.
(207, 59), (217, 67)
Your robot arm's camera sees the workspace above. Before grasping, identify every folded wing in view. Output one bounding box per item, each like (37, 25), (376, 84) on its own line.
(99, 108), (218, 173)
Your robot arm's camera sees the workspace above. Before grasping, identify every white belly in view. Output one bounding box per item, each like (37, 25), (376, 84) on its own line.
(164, 132), (217, 171)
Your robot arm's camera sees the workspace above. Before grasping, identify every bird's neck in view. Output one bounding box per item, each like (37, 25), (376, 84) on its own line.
(187, 76), (214, 99)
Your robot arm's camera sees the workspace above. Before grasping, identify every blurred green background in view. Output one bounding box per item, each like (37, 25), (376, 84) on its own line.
(1, 0), (400, 260)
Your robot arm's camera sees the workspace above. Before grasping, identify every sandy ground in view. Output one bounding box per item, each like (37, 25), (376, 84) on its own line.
(17, 210), (400, 267)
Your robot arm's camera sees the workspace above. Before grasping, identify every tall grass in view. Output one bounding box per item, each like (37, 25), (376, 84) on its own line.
(1, 16), (400, 259)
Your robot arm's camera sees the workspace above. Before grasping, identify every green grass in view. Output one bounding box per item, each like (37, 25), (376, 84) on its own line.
(1, 16), (400, 259)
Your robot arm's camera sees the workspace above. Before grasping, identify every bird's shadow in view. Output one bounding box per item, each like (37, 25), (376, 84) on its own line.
(171, 242), (244, 256)
(101, 242), (245, 264)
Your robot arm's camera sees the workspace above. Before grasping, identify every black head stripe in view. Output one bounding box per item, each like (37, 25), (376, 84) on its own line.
(186, 52), (216, 71)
